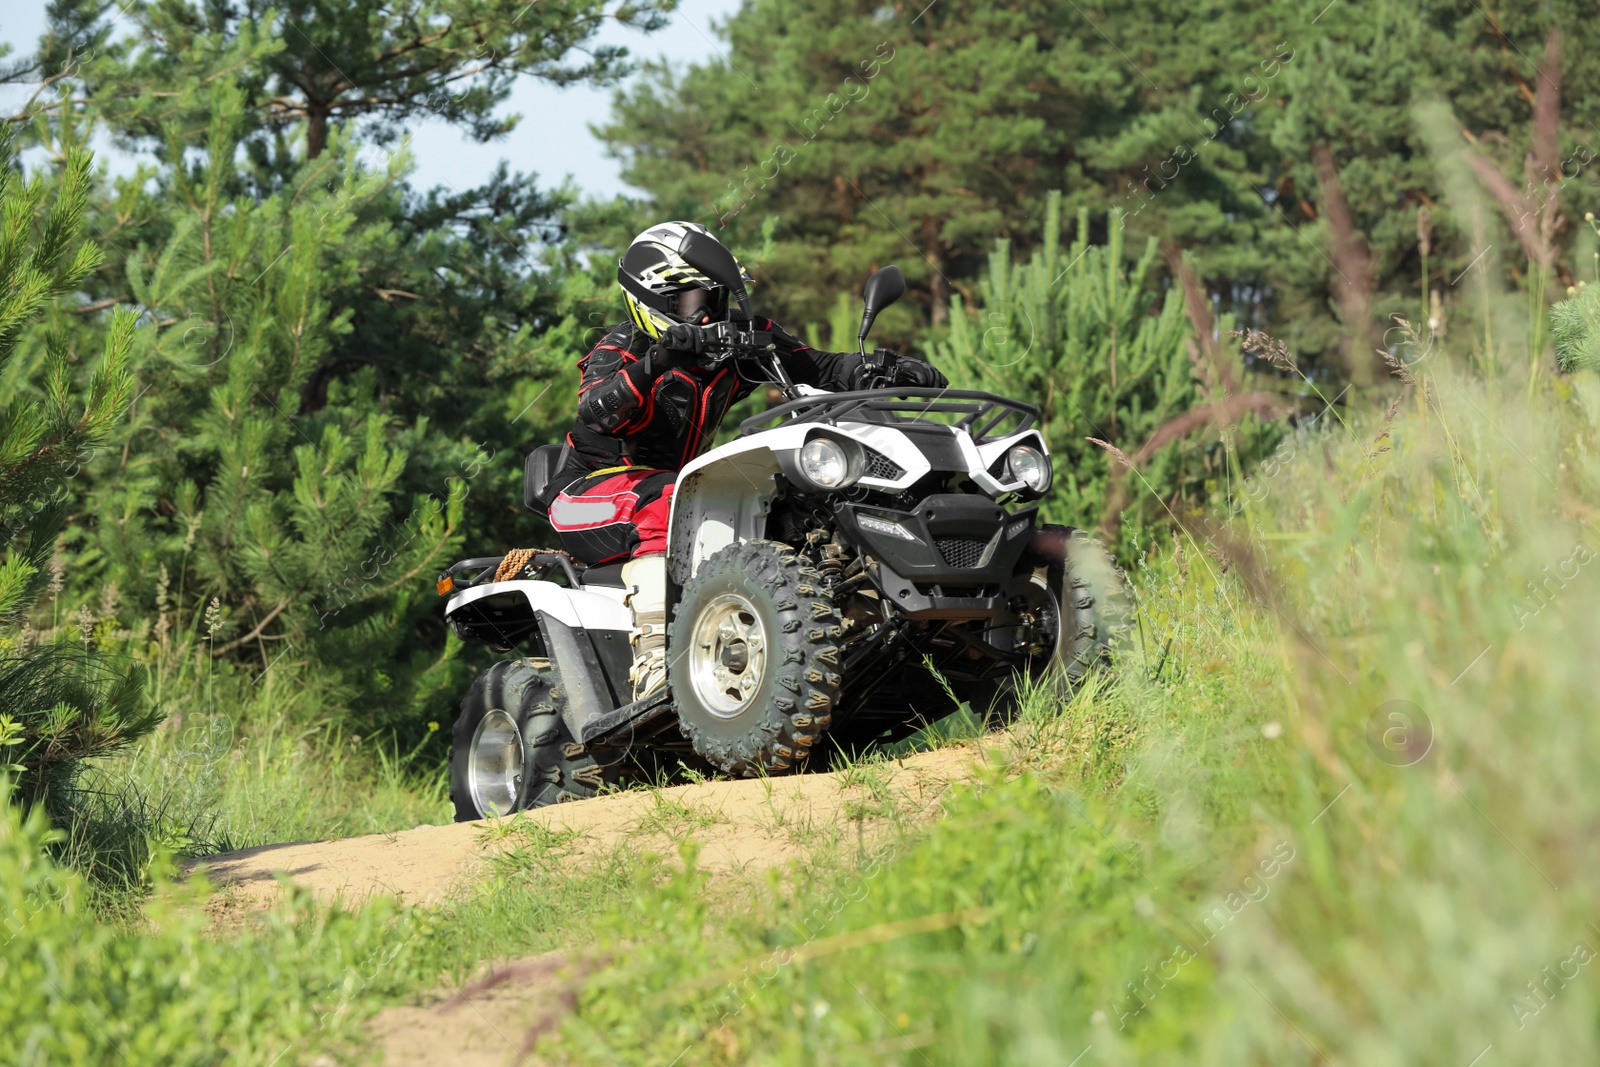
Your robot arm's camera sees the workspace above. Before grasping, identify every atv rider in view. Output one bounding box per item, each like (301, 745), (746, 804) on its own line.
(545, 221), (946, 703)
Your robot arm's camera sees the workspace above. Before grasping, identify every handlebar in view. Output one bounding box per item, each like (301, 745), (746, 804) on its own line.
(677, 320), (772, 364)
(707, 322), (772, 360)
(680, 320), (898, 397)
(671, 319), (801, 397)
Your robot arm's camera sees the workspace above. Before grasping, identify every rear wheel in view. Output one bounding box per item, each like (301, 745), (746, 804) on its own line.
(449, 658), (612, 821)
(670, 540), (845, 775)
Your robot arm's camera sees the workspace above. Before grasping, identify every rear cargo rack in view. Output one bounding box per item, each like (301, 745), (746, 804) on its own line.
(739, 387), (1038, 444)
(437, 551), (580, 593)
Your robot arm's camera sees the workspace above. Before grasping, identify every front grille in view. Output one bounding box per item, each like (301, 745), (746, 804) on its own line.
(914, 582), (999, 598)
(936, 536), (990, 569)
(863, 449), (905, 481)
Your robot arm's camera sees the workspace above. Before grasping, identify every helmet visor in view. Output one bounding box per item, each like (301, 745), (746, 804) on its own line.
(674, 286), (728, 322)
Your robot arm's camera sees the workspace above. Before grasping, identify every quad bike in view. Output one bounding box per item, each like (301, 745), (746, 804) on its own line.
(437, 236), (1131, 820)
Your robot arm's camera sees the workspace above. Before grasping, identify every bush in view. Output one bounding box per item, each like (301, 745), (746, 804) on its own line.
(1551, 282), (1600, 373)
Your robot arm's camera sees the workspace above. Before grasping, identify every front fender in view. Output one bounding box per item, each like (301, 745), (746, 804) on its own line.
(664, 419), (929, 584)
(666, 445), (785, 585)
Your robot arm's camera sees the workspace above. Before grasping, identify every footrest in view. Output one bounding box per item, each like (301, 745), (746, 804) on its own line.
(580, 688), (674, 746)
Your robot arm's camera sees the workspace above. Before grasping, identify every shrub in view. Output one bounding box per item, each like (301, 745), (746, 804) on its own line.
(1551, 282), (1600, 373)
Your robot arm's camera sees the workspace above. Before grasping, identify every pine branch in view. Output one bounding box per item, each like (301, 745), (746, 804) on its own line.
(210, 598), (291, 656)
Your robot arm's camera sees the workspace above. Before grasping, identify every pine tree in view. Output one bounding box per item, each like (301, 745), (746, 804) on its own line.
(10, 6), (631, 739)
(0, 134), (153, 809)
(42, 0), (673, 161)
(929, 197), (1285, 546)
(39, 84), (480, 734)
(600, 0), (1086, 332)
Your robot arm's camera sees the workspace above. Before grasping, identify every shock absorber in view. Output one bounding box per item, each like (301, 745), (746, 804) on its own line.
(816, 540), (846, 594)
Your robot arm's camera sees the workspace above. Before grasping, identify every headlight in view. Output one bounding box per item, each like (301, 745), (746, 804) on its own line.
(1006, 445), (1050, 492)
(800, 437), (855, 488)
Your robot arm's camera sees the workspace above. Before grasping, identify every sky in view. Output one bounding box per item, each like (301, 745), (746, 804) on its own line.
(0, 0), (741, 199)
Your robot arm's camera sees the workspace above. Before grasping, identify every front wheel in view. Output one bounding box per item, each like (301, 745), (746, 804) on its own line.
(449, 658), (613, 821)
(1045, 527), (1133, 683)
(670, 540), (845, 776)
(958, 527), (1132, 720)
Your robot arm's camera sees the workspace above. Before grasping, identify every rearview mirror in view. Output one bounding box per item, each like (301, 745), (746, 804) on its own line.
(857, 265), (906, 351)
(678, 230), (753, 320)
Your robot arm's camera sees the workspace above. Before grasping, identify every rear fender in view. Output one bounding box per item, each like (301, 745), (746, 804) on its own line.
(444, 581), (632, 738)
(443, 580), (629, 643)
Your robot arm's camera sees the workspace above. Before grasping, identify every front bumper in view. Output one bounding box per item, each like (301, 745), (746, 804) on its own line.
(836, 493), (1037, 619)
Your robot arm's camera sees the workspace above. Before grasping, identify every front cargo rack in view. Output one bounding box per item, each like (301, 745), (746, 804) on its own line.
(739, 387), (1038, 445)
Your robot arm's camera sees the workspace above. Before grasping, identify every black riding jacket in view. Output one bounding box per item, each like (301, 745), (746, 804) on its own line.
(556, 319), (869, 491)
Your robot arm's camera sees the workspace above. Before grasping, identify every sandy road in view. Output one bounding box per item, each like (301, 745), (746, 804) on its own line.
(190, 743), (980, 911)
(188, 744), (987, 1065)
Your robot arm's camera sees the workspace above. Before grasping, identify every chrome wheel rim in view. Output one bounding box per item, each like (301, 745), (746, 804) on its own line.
(468, 708), (524, 816)
(689, 593), (768, 719)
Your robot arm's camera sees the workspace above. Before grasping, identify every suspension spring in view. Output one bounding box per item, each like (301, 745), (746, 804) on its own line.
(816, 545), (845, 593)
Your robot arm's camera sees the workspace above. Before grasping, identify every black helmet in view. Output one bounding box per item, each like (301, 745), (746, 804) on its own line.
(617, 221), (752, 340)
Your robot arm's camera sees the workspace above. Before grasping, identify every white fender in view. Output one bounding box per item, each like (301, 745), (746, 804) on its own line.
(444, 579), (630, 632)
(666, 442), (783, 585)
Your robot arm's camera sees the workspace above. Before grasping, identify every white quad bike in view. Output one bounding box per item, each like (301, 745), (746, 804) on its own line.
(438, 236), (1131, 820)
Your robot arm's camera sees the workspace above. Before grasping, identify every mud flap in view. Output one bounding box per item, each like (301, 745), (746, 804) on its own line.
(537, 615), (623, 741)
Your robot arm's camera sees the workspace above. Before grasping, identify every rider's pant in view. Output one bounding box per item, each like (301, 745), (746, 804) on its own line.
(547, 467), (675, 564)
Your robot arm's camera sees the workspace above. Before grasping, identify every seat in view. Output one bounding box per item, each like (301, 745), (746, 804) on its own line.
(523, 443), (570, 517)
(579, 562), (628, 588)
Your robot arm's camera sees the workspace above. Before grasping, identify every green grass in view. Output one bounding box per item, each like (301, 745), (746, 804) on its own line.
(407, 822), (656, 988)
(631, 789), (727, 840)
(53, 713), (451, 907)
(0, 769), (672, 1066)
(528, 359), (1600, 1065)
(111, 713), (452, 850)
(0, 794), (422, 1065)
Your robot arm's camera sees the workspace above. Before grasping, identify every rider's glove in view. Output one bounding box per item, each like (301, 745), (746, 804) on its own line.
(890, 357), (948, 390)
(845, 355), (887, 391)
(661, 322), (705, 355)
(844, 351), (947, 391)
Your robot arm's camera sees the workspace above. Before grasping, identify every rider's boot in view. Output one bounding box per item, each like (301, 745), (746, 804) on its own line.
(621, 554), (668, 702)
